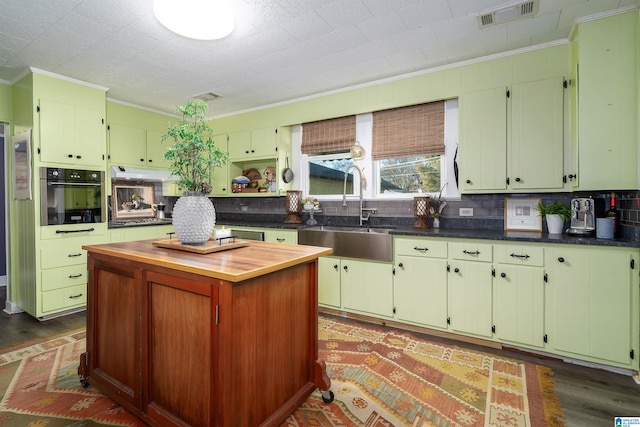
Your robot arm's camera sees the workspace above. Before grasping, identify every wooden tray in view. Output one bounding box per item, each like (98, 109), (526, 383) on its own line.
(153, 238), (250, 254)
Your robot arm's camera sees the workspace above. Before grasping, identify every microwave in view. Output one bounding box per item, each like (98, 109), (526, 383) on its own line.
(40, 167), (105, 226)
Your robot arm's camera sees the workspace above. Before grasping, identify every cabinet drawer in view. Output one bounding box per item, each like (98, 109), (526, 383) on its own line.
(395, 237), (447, 258)
(40, 235), (105, 269)
(265, 229), (298, 244)
(42, 265), (88, 291)
(495, 245), (544, 266)
(41, 224), (106, 239)
(449, 242), (492, 262)
(41, 284), (86, 313)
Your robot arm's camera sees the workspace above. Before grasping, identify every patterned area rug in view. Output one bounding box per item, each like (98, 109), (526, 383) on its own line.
(0, 317), (564, 426)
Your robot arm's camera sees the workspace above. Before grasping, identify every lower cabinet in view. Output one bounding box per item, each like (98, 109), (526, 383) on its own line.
(545, 245), (638, 367)
(394, 237), (448, 329)
(387, 236), (639, 371)
(447, 241), (493, 338)
(318, 255), (394, 318)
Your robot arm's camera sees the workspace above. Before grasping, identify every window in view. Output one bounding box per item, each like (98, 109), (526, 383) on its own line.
(297, 100), (459, 200)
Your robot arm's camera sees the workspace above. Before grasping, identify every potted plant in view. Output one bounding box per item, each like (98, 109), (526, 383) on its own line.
(162, 100), (228, 245)
(537, 201), (571, 234)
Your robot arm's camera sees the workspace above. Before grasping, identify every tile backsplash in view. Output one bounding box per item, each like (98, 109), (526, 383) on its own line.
(157, 190), (639, 238)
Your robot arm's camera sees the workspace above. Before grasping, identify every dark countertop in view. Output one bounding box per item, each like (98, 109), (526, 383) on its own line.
(109, 215), (640, 248)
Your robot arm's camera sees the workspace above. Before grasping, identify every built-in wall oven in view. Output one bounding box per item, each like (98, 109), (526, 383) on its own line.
(40, 167), (105, 226)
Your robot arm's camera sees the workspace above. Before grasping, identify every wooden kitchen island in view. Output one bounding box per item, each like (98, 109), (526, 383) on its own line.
(79, 239), (333, 427)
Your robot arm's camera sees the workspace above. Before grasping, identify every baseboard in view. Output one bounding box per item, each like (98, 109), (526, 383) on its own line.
(3, 300), (24, 315)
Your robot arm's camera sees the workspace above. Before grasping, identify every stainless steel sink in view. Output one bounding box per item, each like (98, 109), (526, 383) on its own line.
(297, 226), (393, 262)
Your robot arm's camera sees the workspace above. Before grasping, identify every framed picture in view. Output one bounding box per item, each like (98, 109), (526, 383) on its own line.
(504, 198), (542, 231)
(112, 183), (155, 220)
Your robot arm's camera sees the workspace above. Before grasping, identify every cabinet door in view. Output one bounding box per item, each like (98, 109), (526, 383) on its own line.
(448, 261), (493, 338)
(109, 123), (146, 166)
(493, 264), (545, 348)
(210, 134), (229, 195)
(547, 246), (636, 366)
(74, 106), (106, 167)
(250, 127), (278, 158)
(39, 99), (75, 164)
(459, 87), (507, 192)
(227, 131), (252, 159)
(577, 13), (637, 190)
(394, 255), (448, 329)
(318, 257), (341, 308)
(342, 259), (394, 318)
(146, 129), (171, 169)
(510, 77), (564, 190)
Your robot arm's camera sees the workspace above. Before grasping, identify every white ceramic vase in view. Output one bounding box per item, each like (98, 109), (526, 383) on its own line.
(172, 191), (216, 245)
(433, 217), (440, 229)
(545, 214), (564, 234)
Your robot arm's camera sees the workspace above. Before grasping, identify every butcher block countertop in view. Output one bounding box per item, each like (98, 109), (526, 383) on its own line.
(83, 239), (332, 283)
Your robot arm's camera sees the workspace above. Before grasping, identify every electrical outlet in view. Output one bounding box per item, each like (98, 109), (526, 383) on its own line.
(459, 208), (474, 217)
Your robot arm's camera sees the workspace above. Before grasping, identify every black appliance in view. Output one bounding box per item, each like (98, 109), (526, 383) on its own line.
(40, 167), (105, 225)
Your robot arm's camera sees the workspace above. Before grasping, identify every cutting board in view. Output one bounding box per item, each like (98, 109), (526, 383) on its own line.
(152, 238), (250, 254)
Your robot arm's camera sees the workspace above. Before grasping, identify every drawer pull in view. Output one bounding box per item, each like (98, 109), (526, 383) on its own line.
(510, 253), (530, 259)
(413, 246), (429, 252)
(463, 250), (480, 256)
(276, 238), (285, 242)
(68, 273), (83, 279)
(68, 253), (83, 258)
(56, 228), (95, 234)
(68, 293), (83, 299)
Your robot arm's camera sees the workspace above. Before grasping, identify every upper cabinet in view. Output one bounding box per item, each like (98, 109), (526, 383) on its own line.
(38, 98), (106, 168)
(108, 124), (171, 169)
(459, 77), (565, 193)
(228, 127), (278, 160)
(571, 12), (638, 191)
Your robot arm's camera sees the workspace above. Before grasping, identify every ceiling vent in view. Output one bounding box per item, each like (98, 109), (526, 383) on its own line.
(193, 92), (222, 101)
(477, 0), (538, 28)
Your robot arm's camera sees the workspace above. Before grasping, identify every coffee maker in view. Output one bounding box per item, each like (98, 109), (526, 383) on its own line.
(567, 197), (605, 236)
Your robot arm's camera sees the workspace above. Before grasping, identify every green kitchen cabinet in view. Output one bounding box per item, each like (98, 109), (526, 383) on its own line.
(109, 225), (174, 243)
(318, 256), (341, 308)
(492, 244), (546, 348)
(573, 12), (638, 190)
(447, 241), (493, 338)
(39, 98), (105, 168)
(228, 128), (278, 161)
(459, 77), (565, 193)
(341, 258), (394, 318)
(264, 228), (297, 244)
(393, 237), (448, 329)
(108, 125), (171, 169)
(317, 255), (394, 318)
(210, 134), (229, 196)
(459, 87), (507, 192)
(545, 245), (639, 369)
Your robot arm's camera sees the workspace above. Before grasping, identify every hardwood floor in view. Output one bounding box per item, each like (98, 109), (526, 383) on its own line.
(1, 285), (639, 426)
(0, 286), (85, 349)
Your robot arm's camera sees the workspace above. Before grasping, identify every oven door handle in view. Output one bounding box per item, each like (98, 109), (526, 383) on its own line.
(56, 228), (95, 234)
(48, 182), (102, 187)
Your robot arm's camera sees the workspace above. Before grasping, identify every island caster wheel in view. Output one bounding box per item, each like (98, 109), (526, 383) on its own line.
(321, 389), (334, 403)
(80, 379), (90, 388)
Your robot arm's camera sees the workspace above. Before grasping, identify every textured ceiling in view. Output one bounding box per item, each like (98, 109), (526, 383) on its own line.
(0, 0), (637, 117)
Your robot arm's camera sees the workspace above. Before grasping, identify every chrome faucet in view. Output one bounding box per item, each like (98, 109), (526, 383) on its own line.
(342, 165), (377, 226)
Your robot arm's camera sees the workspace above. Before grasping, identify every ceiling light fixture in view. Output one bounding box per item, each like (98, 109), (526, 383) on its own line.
(153, 0), (235, 40)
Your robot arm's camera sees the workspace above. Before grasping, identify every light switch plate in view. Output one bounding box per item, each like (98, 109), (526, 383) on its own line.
(459, 208), (473, 217)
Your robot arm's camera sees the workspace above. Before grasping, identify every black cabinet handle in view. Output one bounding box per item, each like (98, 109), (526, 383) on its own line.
(501, 272), (506, 278)
(510, 253), (530, 259)
(343, 265), (348, 271)
(68, 293), (83, 299)
(465, 179), (471, 184)
(515, 177), (521, 182)
(454, 267), (460, 273)
(413, 246), (428, 252)
(67, 253), (82, 257)
(276, 238), (285, 242)
(68, 273), (83, 278)
(333, 264), (339, 269)
(398, 262), (404, 268)
(148, 159), (153, 163)
(558, 257), (565, 263)
(56, 228), (95, 234)
(463, 250), (480, 255)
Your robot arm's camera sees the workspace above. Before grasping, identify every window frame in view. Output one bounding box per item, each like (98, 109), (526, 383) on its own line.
(296, 99), (460, 202)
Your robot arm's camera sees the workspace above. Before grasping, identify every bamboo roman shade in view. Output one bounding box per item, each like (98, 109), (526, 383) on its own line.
(372, 101), (445, 160)
(301, 115), (356, 154)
